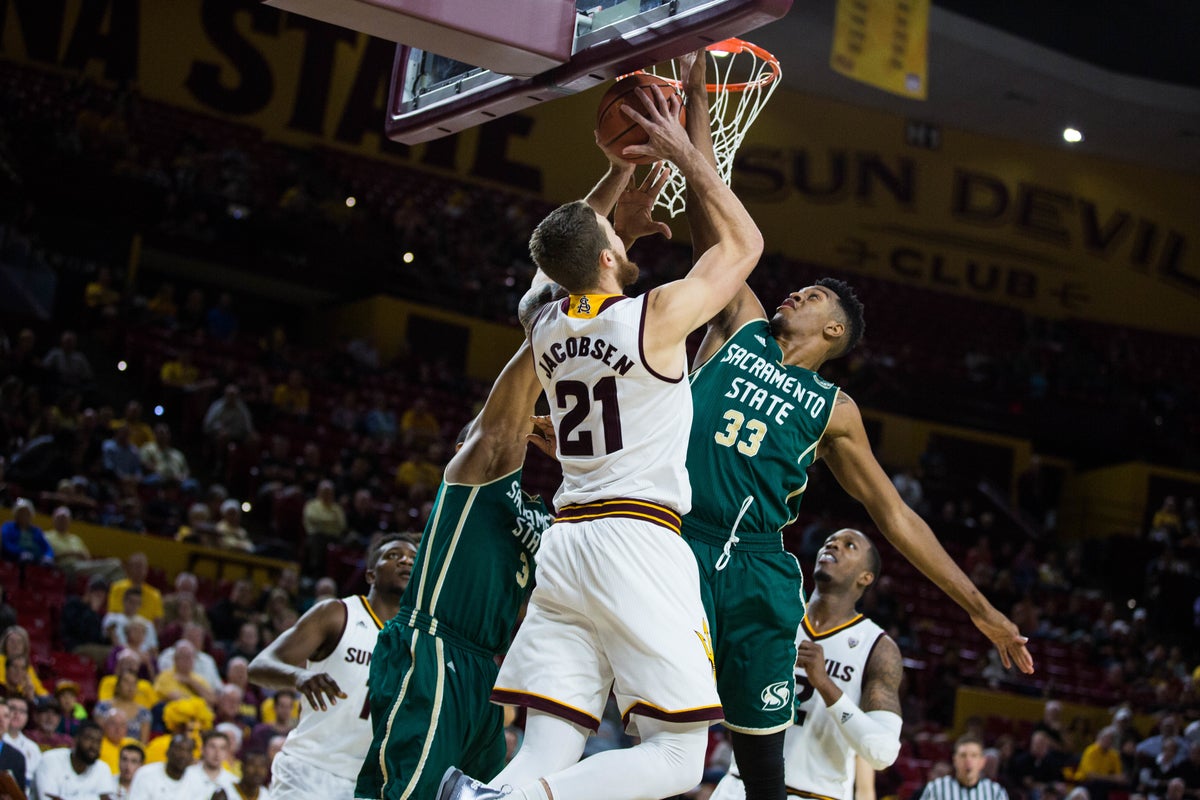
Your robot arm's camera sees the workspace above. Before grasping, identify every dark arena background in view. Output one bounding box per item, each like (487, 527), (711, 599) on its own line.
(1, 1), (1198, 799)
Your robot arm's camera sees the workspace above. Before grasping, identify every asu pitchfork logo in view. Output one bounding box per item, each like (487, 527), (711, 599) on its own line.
(695, 620), (715, 677)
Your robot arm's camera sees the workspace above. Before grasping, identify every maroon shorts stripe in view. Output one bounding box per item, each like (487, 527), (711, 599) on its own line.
(556, 499), (682, 534)
(490, 689), (601, 732)
(620, 702), (724, 729)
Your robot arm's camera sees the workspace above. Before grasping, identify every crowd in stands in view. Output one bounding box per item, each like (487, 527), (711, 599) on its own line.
(0, 57), (1198, 800)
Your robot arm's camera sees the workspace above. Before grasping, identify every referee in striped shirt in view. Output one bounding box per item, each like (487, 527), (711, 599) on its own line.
(920, 735), (1010, 800)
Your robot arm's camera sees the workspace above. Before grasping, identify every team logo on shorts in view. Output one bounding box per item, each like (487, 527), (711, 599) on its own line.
(695, 621), (716, 676)
(760, 681), (791, 710)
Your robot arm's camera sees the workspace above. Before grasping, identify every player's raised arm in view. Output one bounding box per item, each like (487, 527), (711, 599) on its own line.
(676, 49), (766, 367)
(247, 600), (347, 711)
(620, 83), (763, 351)
(817, 393), (1035, 674)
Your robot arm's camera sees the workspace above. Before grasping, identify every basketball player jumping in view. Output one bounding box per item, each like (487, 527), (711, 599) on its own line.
(440, 79), (764, 800)
(248, 534), (416, 800)
(675, 49), (1033, 800)
(353, 336), (557, 798)
(711, 528), (903, 800)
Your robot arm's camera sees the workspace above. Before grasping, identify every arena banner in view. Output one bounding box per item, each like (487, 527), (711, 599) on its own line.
(830, 0), (929, 99)
(3, 0), (1197, 335)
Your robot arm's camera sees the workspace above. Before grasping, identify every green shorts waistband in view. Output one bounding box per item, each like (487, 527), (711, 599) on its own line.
(396, 606), (496, 659)
(681, 518), (785, 552)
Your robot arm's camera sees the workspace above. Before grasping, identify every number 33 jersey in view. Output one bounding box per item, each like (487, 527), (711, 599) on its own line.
(686, 319), (840, 537)
(529, 293), (692, 513)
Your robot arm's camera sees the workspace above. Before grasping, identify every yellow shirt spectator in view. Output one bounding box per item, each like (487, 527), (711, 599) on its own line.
(97, 675), (158, 707)
(109, 580), (164, 622)
(1074, 740), (1124, 782)
(161, 359), (200, 387)
(0, 656), (48, 697)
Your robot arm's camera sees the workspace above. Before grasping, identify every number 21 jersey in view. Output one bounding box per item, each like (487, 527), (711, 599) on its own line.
(529, 293), (692, 513)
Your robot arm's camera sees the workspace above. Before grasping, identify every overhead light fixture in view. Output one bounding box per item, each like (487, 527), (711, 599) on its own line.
(1062, 127), (1083, 143)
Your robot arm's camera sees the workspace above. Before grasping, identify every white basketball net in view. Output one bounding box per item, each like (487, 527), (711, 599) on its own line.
(638, 41), (781, 217)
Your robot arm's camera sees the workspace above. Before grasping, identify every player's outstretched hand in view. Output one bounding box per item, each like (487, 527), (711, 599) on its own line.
(296, 669), (347, 711)
(971, 608), (1035, 674)
(527, 415), (557, 460)
(620, 85), (690, 165)
(614, 162), (672, 243)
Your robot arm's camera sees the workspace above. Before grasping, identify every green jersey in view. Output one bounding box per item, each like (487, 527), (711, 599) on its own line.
(685, 319), (840, 539)
(400, 468), (553, 654)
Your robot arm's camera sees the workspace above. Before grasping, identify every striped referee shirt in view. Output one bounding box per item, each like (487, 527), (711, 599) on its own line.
(919, 775), (1009, 800)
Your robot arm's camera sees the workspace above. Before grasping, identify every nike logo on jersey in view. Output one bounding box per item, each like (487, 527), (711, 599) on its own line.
(760, 681), (791, 710)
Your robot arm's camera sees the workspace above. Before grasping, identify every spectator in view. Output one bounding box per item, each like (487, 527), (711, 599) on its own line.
(184, 730), (238, 796)
(1011, 731), (1072, 800)
(129, 732), (194, 795)
(1, 498), (53, 564)
(152, 640), (214, 706)
(215, 499), (253, 552)
(0, 701), (27, 792)
(1138, 717), (1185, 764)
(4, 696), (40, 777)
(26, 695), (72, 750)
(1137, 736), (1185, 798)
(271, 369), (310, 418)
(227, 622), (262, 664)
(1074, 726), (1127, 800)
(97, 706), (138, 774)
(101, 425), (143, 484)
(146, 283), (177, 327)
(93, 668), (152, 743)
(158, 350), (212, 392)
(8, 330), (43, 387)
(1151, 496), (1182, 540)
(84, 267), (121, 318)
(61, 575), (113, 664)
(138, 424), (192, 486)
(235, 749), (270, 800)
(41, 330), (95, 391)
(31, 719), (114, 800)
(102, 587), (159, 652)
(345, 488), (380, 540)
(301, 479), (346, 572)
(43, 506), (124, 582)
(108, 552), (164, 623)
(203, 383), (257, 449)
(175, 503), (216, 547)
(209, 580), (261, 645)
(394, 445), (442, 494)
(399, 396), (439, 447)
(54, 679), (87, 737)
(330, 390), (361, 432)
(1034, 700), (1069, 751)
(362, 393), (396, 441)
(115, 742), (144, 798)
(222, 657), (261, 721)
(158, 624), (221, 691)
(212, 685), (254, 742)
(891, 467), (925, 513)
(0, 627), (47, 698)
(112, 401), (155, 449)
(206, 292), (239, 342)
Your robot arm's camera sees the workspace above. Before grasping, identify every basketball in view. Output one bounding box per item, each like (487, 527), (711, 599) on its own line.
(596, 73), (686, 164)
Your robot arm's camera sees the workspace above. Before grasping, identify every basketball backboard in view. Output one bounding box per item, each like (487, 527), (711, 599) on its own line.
(384, 0), (793, 144)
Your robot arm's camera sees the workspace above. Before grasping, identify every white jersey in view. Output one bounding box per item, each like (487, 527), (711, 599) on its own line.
(31, 747), (118, 800)
(126, 762), (189, 800)
(530, 293), (692, 514)
(280, 595), (384, 780)
(715, 614), (885, 800)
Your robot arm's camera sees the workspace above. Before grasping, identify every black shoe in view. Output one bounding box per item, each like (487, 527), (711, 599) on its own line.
(436, 767), (512, 800)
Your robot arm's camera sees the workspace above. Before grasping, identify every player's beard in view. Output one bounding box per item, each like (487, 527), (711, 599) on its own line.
(615, 252), (640, 289)
(768, 312), (785, 338)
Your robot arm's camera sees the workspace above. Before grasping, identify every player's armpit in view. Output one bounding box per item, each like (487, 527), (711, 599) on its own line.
(248, 598), (346, 688)
(861, 635), (903, 716)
